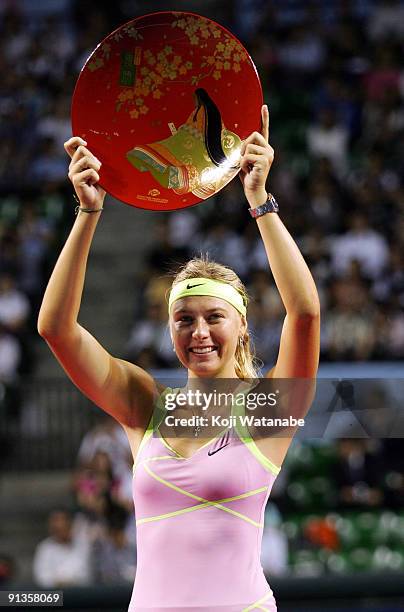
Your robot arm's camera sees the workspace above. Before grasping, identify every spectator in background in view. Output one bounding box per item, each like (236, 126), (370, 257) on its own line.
(33, 509), (91, 587)
(74, 451), (116, 521)
(0, 227), (21, 279)
(233, 0), (270, 43)
(0, 324), (21, 383)
(17, 200), (54, 307)
(0, 273), (30, 334)
(306, 175), (342, 233)
(333, 440), (384, 509)
(298, 224), (332, 298)
(37, 13), (76, 67)
(261, 503), (288, 576)
(36, 96), (72, 153)
(167, 209), (200, 251)
(126, 292), (176, 369)
(92, 505), (136, 584)
(198, 221), (249, 278)
(22, 39), (61, 85)
(323, 276), (376, 361)
(74, 425), (136, 549)
(1, 7), (30, 65)
(144, 218), (190, 277)
(363, 86), (404, 155)
(0, 135), (31, 192)
(329, 213), (389, 281)
(77, 415), (132, 483)
(367, 0), (404, 41)
(277, 23), (326, 77)
(373, 245), (404, 306)
(75, 449), (134, 515)
(247, 270), (284, 366)
(364, 44), (401, 103)
(307, 108), (349, 177)
(312, 76), (362, 143)
(29, 137), (67, 185)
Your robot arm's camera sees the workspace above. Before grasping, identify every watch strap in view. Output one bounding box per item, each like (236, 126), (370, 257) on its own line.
(249, 193), (279, 218)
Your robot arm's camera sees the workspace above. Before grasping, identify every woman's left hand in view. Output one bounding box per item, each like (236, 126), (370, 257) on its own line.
(239, 104), (274, 208)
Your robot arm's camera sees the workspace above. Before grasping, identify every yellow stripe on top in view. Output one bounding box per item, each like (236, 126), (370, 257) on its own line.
(132, 387), (174, 473)
(140, 462), (267, 528)
(242, 591), (273, 611)
(136, 464), (268, 524)
(232, 389), (281, 476)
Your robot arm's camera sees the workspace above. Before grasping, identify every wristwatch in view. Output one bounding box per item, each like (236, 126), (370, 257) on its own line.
(248, 193), (279, 218)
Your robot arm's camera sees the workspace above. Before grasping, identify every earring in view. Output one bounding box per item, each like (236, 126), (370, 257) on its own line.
(238, 336), (244, 348)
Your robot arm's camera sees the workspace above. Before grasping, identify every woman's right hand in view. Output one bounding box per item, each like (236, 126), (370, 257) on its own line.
(64, 136), (106, 210)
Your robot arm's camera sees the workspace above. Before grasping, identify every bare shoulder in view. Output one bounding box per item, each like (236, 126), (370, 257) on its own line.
(121, 377), (167, 462)
(242, 376), (314, 469)
(43, 324), (165, 429)
(118, 360), (167, 429)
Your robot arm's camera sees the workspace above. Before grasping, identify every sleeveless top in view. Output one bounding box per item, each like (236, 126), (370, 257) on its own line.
(129, 387), (280, 612)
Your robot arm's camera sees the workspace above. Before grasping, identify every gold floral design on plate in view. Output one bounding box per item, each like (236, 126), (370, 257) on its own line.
(110, 15), (249, 120)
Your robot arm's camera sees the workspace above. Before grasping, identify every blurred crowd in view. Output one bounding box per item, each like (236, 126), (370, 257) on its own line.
(0, 0), (403, 383)
(32, 418), (137, 587)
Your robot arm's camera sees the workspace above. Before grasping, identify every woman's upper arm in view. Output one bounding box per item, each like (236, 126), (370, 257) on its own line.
(259, 313), (320, 466)
(43, 324), (156, 427)
(267, 312), (320, 379)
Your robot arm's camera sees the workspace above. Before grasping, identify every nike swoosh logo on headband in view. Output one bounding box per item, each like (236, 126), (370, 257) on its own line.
(186, 283), (205, 289)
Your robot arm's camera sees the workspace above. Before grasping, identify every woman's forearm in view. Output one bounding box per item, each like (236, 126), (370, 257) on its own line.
(254, 210), (320, 317)
(240, 106), (319, 318)
(37, 211), (102, 338)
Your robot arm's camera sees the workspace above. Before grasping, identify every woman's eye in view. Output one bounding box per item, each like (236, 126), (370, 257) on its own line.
(209, 313), (223, 320)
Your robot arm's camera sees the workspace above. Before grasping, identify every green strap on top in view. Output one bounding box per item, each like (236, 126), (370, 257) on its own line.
(233, 385), (281, 476)
(133, 387), (173, 471)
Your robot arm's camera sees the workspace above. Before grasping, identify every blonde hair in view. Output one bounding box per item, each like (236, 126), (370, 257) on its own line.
(169, 256), (260, 379)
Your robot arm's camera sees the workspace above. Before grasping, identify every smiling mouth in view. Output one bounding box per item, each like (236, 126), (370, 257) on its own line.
(189, 346), (217, 354)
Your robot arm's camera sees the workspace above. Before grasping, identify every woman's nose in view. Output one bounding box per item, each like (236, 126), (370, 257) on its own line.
(192, 318), (209, 339)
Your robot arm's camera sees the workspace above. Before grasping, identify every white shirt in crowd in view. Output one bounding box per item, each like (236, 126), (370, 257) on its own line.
(33, 536), (91, 587)
(0, 333), (21, 382)
(330, 229), (389, 279)
(0, 289), (30, 328)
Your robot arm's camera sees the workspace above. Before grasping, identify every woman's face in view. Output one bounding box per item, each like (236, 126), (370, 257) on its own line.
(170, 296), (246, 378)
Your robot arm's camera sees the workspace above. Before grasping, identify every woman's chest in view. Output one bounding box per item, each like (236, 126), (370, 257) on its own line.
(134, 434), (268, 509)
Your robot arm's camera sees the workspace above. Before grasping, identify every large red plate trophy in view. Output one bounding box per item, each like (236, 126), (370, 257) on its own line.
(72, 11), (263, 210)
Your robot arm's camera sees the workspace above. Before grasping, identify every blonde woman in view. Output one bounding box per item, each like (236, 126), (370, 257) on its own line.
(38, 105), (320, 611)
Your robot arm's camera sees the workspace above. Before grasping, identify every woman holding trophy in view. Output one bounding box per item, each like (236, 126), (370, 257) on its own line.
(38, 95), (319, 610)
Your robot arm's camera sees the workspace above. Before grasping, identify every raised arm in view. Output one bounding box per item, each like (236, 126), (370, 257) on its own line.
(240, 106), (320, 379)
(37, 137), (155, 428)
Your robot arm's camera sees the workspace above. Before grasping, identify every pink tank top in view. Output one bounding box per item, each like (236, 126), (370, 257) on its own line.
(129, 388), (280, 612)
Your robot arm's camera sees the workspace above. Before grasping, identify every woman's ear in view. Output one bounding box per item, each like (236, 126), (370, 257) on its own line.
(240, 315), (247, 337)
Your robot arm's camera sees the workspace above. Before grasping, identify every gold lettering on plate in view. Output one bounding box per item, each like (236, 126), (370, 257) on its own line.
(137, 195), (169, 204)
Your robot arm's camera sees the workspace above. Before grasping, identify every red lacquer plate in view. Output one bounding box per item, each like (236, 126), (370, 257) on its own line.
(71, 11), (263, 211)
